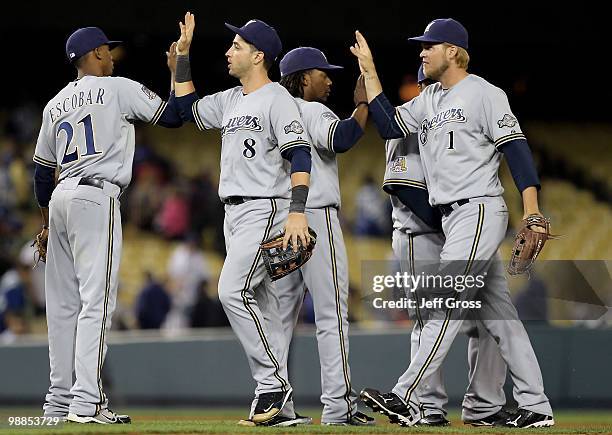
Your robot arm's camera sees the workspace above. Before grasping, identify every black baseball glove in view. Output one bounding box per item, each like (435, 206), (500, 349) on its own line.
(260, 228), (317, 281)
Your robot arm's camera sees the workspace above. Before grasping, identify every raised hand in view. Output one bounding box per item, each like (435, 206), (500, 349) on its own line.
(166, 41), (178, 75)
(353, 74), (367, 105)
(349, 31), (376, 76)
(177, 11), (195, 55)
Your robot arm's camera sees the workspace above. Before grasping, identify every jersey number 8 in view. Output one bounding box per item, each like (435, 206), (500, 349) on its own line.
(243, 138), (256, 159)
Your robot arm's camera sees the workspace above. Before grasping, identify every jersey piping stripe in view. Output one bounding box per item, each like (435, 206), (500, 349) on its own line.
(464, 204), (485, 275)
(192, 100), (206, 131)
(494, 133), (526, 149)
(394, 109), (411, 137)
(239, 199), (288, 392)
(33, 155), (57, 168)
(325, 207), (353, 418)
(96, 197), (114, 413)
(382, 179), (427, 190)
(150, 100), (167, 125)
(279, 140), (310, 153)
(403, 206), (484, 403)
(327, 120), (339, 152)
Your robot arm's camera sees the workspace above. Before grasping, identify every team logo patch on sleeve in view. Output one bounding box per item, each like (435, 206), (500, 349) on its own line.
(321, 111), (339, 122)
(390, 156), (408, 173)
(141, 85), (158, 100)
(497, 113), (518, 128)
(284, 120), (304, 134)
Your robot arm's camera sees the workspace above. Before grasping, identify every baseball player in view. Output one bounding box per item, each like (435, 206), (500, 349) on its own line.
(383, 65), (509, 427)
(34, 27), (183, 424)
(351, 19), (554, 428)
(274, 47), (374, 426)
(172, 13), (313, 426)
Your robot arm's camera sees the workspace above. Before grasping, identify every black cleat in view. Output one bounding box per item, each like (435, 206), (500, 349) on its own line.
(465, 408), (513, 427)
(416, 414), (451, 426)
(360, 388), (419, 426)
(251, 387), (293, 424)
(323, 411), (376, 426)
(497, 409), (555, 428)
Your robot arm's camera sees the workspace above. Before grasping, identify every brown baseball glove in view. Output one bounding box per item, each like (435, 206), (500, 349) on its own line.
(508, 214), (555, 275)
(260, 228), (317, 281)
(31, 227), (49, 267)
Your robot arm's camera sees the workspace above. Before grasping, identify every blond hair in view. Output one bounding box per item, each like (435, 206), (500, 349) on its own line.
(444, 43), (470, 69)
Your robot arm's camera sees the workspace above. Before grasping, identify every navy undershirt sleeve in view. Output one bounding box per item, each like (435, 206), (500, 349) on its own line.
(34, 163), (55, 208)
(499, 139), (541, 192)
(394, 186), (442, 230)
(282, 146), (312, 174)
(174, 92), (199, 123)
(332, 118), (364, 153)
(369, 93), (404, 139)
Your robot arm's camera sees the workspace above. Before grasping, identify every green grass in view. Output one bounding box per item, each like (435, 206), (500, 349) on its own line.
(0, 408), (610, 434)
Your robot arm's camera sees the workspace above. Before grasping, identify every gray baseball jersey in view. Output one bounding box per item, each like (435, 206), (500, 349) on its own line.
(393, 74), (525, 206)
(383, 136), (436, 234)
(34, 76), (166, 188)
(39, 75), (165, 418)
(192, 83), (310, 200)
(293, 98), (341, 208)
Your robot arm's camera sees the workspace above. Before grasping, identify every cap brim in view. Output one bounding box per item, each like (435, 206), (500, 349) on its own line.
(407, 35), (444, 44)
(321, 64), (344, 71)
(107, 40), (122, 49)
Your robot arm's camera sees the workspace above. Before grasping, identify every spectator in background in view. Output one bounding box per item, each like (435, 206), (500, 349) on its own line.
(126, 162), (165, 231)
(0, 262), (28, 344)
(135, 271), (171, 329)
(188, 171), (225, 254)
(514, 274), (549, 322)
(354, 175), (392, 237)
(156, 184), (190, 240)
(164, 233), (212, 330)
(190, 279), (229, 328)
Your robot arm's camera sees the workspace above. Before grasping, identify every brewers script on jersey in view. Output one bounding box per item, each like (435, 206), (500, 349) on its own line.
(34, 76), (167, 417)
(275, 98), (357, 423)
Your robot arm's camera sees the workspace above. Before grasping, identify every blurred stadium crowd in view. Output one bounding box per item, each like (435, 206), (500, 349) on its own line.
(1, 89), (610, 344)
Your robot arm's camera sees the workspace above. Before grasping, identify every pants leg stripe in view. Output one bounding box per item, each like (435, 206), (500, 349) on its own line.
(96, 197), (114, 413)
(409, 234), (424, 335)
(239, 199), (288, 392)
(464, 204), (485, 275)
(325, 207), (353, 417)
(403, 205), (485, 403)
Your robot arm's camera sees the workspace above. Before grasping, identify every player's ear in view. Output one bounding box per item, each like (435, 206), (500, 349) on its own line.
(93, 46), (104, 61)
(252, 50), (265, 66)
(302, 71), (311, 87)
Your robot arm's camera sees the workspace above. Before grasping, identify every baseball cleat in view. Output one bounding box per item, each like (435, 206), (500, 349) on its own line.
(415, 413), (451, 426)
(322, 411), (376, 426)
(256, 413), (313, 427)
(497, 409), (554, 428)
(67, 408), (131, 424)
(464, 407), (513, 426)
(360, 388), (420, 426)
(251, 387), (293, 424)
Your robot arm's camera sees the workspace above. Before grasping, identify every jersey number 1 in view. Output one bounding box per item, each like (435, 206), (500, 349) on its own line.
(58, 114), (101, 164)
(447, 131), (455, 150)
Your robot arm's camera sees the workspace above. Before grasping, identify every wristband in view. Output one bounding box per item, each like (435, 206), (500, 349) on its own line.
(289, 185), (309, 213)
(176, 55), (192, 83)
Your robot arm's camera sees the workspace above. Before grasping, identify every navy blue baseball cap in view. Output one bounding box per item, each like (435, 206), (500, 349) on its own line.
(225, 19), (282, 62)
(65, 27), (121, 62)
(279, 47), (343, 77)
(408, 18), (468, 50)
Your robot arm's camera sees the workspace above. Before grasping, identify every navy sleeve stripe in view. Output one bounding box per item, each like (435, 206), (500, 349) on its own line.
(394, 109), (410, 137)
(280, 140), (310, 153)
(327, 120), (339, 152)
(150, 101), (167, 125)
(192, 100), (206, 130)
(382, 179), (428, 190)
(33, 155), (56, 168)
(495, 133), (526, 149)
